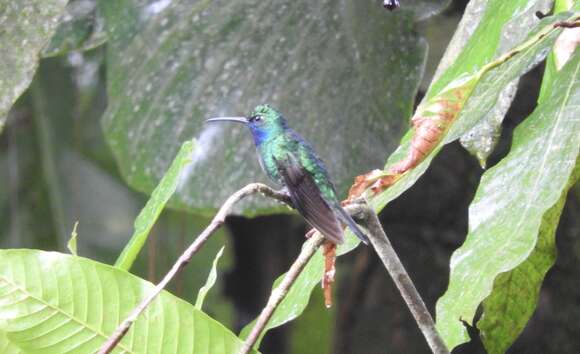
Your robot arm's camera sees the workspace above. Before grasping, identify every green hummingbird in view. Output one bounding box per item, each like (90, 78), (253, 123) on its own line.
(207, 104), (369, 245)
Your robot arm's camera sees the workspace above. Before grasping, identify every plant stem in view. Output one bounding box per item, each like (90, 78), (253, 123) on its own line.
(350, 201), (449, 354)
(98, 183), (291, 354)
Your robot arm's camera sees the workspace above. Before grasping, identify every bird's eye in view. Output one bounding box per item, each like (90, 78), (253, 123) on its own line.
(250, 115), (262, 122)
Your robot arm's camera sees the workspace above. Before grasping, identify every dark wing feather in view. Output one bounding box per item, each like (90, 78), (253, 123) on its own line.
(274, 155), (344, 244)
(333, 203), (370, 245)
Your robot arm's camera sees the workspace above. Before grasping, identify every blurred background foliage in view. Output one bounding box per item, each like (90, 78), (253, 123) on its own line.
(0, 0), (579, 353)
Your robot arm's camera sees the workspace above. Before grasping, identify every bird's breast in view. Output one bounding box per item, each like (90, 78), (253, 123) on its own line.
(256, 147), (283, 185)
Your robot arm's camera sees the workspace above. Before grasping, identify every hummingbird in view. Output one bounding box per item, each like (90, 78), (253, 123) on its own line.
(207, 105), (369, 245)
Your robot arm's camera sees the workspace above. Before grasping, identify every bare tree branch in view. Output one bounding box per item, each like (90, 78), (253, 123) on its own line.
(98, 183), (291, 354)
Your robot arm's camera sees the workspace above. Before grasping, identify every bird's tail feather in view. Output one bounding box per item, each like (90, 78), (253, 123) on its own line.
(334, 204), (370, 245)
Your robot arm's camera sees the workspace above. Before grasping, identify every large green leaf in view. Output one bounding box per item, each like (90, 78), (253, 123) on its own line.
(0, 330), (22, 354)
(0, 249), (256, 354)
(435, 52), (580, 350)
(426, 0), (555, 166)
(427, 0), (549, 97)
(478, 162), (580, 354)
(457, 0), (552, 165)
(240, 8), (577, 347)
(0, 0), (68, 132)
(99, 0), (447, 214)
(475, 2), (579, 351)
(42, 0), (107, 57)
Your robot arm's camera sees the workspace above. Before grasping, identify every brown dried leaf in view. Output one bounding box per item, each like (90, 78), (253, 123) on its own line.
(346, 169), (387, 201)
(390, 76), (475, 174)
(369, 173), (401, 194)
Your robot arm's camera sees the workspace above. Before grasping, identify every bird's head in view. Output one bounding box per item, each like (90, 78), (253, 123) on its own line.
(206, 104), (288, 145)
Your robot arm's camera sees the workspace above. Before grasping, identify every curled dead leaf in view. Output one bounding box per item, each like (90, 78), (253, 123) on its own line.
(346, 169), (387, 201)
(390, 92), (463, 174)
(369, 173), (400, 194)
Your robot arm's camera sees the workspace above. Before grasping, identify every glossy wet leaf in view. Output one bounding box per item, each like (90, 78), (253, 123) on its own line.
(115, 139), (196, 271)
(478, 162), (580, 354)
(445, 13), (573, 142)
(455, 0), (551, 165)
(428, 0), (548, 97)
(99, 0), (441, 214)
(428, 0), (552, 166)
(42, 0), (107, 57)
(476, 3), (579, 351)
(0, 249), (257, 354)
(0, 0), (68, 132)
(435, 53), (580, 350)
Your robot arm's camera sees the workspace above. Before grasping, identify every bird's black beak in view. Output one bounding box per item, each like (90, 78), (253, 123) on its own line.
(205, 116), (248, 124)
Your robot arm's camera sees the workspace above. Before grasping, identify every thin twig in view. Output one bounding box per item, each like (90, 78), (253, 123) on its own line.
(349, 200), (450, 354)
(98, 183), (291, 354)
(239, 232), (326, 354)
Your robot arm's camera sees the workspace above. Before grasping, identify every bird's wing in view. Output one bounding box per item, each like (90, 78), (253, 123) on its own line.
(332, 203), (370, 245)
(274, 154), (344, 244)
